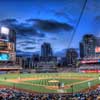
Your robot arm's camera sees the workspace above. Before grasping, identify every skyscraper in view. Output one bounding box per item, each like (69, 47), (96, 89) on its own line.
(37, 43), (57, 72)
(80, 34), (96, 58)
(66, 48), (78, 67)
(80, 42), (84, 58)
(41, 42), (53, 57)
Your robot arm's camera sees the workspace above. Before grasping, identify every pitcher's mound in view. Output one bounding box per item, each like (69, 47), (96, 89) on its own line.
(48, 80), (59, 83)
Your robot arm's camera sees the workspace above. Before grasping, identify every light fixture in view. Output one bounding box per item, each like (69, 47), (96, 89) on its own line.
(1, 27), (9, 35)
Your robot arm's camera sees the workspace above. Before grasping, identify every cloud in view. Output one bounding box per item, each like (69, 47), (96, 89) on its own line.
(49, 8), (74, 22)
(24, 47), (36, 50)
(94, 16), (100, 22)
(16, 49), (34, 56)
(0, 19), (18, 24)
(36, 38), (44, 42)
(50, 37), (57, 40)
(17, 40), (38, 45)
(92, 16), (100, 37)
(18, 27), (45, 37)
(16, 23), (46, 38)
(0, 19), (19, 29)
(27, 19), (73, 33)
(0, 19), (46, 38)
(93, 16), (100, 31)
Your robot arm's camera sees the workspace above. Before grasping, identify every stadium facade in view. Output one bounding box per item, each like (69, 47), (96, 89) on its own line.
(79, 34), (100, 73)
(0, 26), (21, 72)
(0, 27), (16, 62)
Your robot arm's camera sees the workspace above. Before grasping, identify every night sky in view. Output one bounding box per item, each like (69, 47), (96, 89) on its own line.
(0, 0), (100, 56)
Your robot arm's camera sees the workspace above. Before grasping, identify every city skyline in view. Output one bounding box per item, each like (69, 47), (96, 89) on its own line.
(0, 0), (100, 56)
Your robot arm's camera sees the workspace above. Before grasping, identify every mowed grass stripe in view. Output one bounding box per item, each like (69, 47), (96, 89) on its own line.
(24, 79), (82, 86)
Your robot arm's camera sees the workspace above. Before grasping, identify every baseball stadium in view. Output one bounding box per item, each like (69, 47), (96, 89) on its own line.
(0, 0), (100, 99)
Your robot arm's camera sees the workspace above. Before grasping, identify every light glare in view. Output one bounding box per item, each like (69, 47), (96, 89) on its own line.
(1, 27), (9, 35)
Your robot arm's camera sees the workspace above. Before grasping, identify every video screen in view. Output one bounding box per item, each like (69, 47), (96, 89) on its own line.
(0, 42), (7, 50)
(0, 53), (10, 61)
(95, 47), (100, 53)
(0, 42), (14, 52)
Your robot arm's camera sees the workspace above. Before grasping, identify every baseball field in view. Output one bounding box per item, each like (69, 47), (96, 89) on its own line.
(0, 72), (99, 93)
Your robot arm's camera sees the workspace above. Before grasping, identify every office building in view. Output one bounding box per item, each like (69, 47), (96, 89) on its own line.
(41, 42), (53, 57)
(66, 48), (78, 67)
(80, 34), (96, 58)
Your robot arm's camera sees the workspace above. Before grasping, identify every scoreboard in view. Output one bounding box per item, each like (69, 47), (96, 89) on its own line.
(0, 53), (10, 61)
(0, 41), (15, 61)
(0, 42), (7, 50)
(0, 41), (16, 61)
(0, 27), (16, 62)
(0, 42), (15, 51)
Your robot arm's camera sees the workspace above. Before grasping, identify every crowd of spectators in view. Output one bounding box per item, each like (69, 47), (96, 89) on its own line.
(0, 87), (100, 100)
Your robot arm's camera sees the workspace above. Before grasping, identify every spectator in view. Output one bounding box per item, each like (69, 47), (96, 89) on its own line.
(0, 87), (100, 100)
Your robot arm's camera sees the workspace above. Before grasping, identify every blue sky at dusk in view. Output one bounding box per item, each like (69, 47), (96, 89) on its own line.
(0, 0), (100, 56)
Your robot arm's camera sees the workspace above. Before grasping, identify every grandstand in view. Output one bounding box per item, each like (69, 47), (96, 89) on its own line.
(79, 58), (100, 73)
(0, 27), (22, 73)
(0, 88), (96, 99)
(0, 85), (100, 99)
(36, 61), (57, 73)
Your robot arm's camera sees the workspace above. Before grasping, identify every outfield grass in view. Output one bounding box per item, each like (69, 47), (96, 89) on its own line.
(0, 73), (99, 93)
(0, 73), (99, 79)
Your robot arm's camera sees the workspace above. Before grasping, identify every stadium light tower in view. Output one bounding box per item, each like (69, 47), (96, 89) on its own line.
(1, 26), (9, 35)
